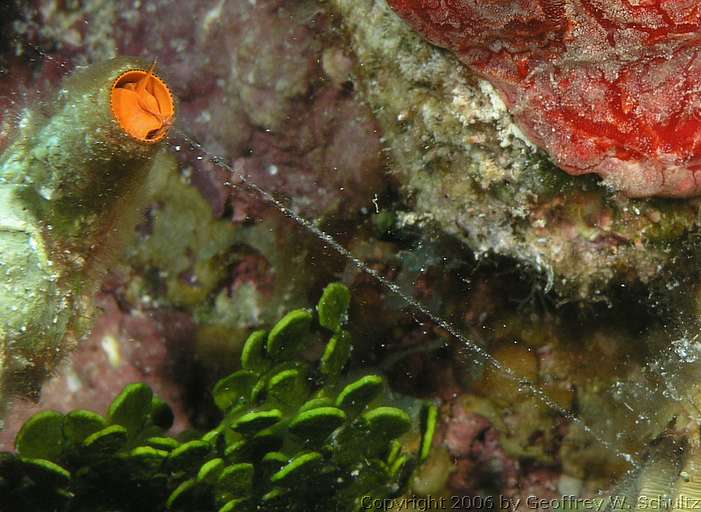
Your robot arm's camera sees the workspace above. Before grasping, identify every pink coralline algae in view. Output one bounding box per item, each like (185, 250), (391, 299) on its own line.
(387, 0), (701, 198)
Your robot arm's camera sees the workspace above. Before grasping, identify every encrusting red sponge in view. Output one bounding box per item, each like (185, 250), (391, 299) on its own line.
(387, 0), (701, 198)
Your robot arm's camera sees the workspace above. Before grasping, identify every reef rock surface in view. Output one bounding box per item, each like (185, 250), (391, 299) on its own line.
(331, 0), (701, 299)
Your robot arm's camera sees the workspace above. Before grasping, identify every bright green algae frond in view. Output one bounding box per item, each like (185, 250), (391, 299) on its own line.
(0, 57), (169, 404)
(0, 283), (438, 512)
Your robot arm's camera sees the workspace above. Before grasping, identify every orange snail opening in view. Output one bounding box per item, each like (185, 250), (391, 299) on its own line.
(110, 66), (175, 144)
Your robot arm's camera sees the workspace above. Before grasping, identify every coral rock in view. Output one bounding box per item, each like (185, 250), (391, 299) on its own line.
(388, 0), (701, 197)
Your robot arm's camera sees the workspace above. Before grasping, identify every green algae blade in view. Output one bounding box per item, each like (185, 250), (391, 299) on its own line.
(216, 462), (255, 499)
(63, 410), (106, 445)
(241, 330), (270, 373)
(289, 406), (346, 443)
(20, 458), (71, 488)
(167, 440), (212, 473)
(361, 407), (411, 443)
(107, 383), (153, 437)
(336, 375), (384, 414)
(266, 309), (313, 360)
(213, 370), (257, 413)
(419, 402), (439, 463)
(317, 282), (351, 332)
(270, 451), (323, 487)
(82, 425), (128, 455)
(15, 410), (64, 461)
(198, 457), (225, 485)
(231, 409), (283, 437)
(321, 329), (352, 379)
(267, 368), (308, 409)
(166, 478), (199, 511)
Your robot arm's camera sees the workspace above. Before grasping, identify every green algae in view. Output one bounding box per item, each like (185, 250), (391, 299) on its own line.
(0, 284), (438, 511)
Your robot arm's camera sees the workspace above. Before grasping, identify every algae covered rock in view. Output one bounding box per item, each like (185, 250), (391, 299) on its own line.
(329, 0), (701, 300)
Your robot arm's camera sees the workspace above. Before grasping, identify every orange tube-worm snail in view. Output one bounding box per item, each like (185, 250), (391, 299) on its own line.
(111, 63), (175, 144)
(0, 57), (175, 410)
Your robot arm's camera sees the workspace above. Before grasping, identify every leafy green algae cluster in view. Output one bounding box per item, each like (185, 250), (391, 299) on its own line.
(0, 283), (438, 512)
